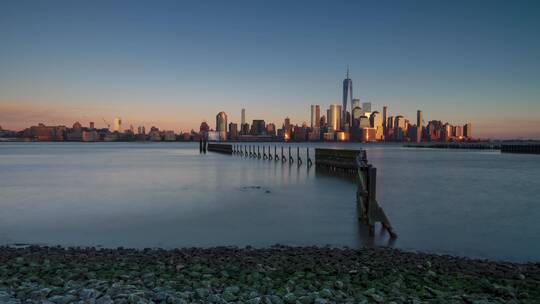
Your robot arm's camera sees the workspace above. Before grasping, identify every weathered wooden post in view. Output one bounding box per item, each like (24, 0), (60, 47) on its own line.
(263, 146), (267, 159)
(199, 137), (203, 153)
(307, 148), (312, 166)
(275, 146), (279, 161)
(203, 139), (207, 153)
(297, 146), (302, 165)
(268, 146), (273, 160)
(281, 146), (286, 162)
(288, 146), (293, 163)
(257, 146), (261, 158)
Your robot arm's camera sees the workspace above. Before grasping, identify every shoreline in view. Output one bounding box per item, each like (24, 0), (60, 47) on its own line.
(1, 245), (538, 303)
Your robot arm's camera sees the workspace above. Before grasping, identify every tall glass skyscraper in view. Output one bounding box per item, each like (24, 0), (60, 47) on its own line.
(342, 66), (353, 129)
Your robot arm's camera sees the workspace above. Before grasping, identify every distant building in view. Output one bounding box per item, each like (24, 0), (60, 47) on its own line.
(328, 104), (342, 132)
(358, 116), (370, 128)
(241, 123), (250, 135)
(215, 111), (227, 140)
(137, 126), (146, 135)
(351, 107), (362, 127)
(266, 123), (276, 136)
(310, 105), (320, 128)
(82, 130), (98, 142)
(342, 67), (353, 128)
(464, 123), (472, 138)
(370, 111), (384, 141)
(228, 122), (238, 139)
(382, 106), (388, 138)
(361, 127), (376, 142)
(362, 102), (372, 116)
(352, 98), (360, 110)
(241, 108), (246, 126)
(113, 117), (122, 132)
(163, 130), (176, 141)
(251, 120), (266, 135)
(394, 115), (406, 141)
(89, 122), (95, 129)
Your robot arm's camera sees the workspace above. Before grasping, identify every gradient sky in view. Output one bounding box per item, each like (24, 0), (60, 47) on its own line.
(1, 0), (539, 139)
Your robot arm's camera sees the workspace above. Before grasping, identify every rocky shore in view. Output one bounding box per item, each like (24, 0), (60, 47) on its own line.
(1, 245), (539, 304)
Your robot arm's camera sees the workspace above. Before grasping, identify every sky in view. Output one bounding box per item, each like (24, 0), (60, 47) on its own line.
(1, 0), (539, 139)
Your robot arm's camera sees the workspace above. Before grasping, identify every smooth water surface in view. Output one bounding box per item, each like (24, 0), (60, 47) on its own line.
(1, 142), (539, 262)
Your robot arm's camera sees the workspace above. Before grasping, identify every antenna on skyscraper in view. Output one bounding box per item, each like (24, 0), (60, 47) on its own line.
(346, 65), (350, 79)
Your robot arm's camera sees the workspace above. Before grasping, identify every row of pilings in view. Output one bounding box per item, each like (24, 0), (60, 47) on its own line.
(230, 144), (313, 167)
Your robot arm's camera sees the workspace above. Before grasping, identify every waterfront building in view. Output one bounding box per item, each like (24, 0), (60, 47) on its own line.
(387, 116), (394, 140)
(323, 132), (335, 141)
(454, 125), (463, 139)
(443, 123), (453, 141)
(370, 111), (384, 141)
(241, 108), (246, 126)
(328, 104), (342, 132)
(251, 120), (266, 135)
(163, 131), (176, 141)
(464, 123), (472, 138)
(216, 111), (228, 141)
(266, 123), (276, 136)
(361, 127), (376, 142)
(228, 123), (238, 139)
(82, 130), (98, 142)
(113, 117), (122, 132)
(89, 122), (95, 129)
(342, 67), (353, 128)
(336, 131), (349, 142)
(310, 105), (320, 128)
(241, 123), (250, 135)
(137, 126), (146, 135)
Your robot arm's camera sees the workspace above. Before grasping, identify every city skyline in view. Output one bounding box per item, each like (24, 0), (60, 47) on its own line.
(1, 1), (540, 139)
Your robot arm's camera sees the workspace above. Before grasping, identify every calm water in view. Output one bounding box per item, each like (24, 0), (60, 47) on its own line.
(1, 142), (539, 262)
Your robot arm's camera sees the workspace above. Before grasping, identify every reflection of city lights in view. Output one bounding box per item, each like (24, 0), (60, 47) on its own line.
(284, 133), (289, 140)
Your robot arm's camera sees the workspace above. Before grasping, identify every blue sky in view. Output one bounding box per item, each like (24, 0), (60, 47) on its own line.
(1, 0), (539, 138)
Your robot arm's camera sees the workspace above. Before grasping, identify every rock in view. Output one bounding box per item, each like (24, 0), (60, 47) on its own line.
(195, 288), (210, 299)
(319, 289), (332, 298)
(48, 294), (77, 304)
(334, 280), (344, 290)
(314, 298), (328, 304)
(80, 288), (100, 300)
(224, 285), (240, 294)
(283, 293), (296, 304)
(369, 293), (384, 303)
(247, 297), (261, 304)
(96, 295), (114, 304)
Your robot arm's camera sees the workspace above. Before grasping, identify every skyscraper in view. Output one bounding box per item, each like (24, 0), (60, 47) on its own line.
(464, 123), (472, 138)
(216, 111), (228, 140)
(342, 67), (353, 128)
(241, 108), (246, 126)
(352, 98), (360, 110)
(417, 110), (423, 128)
(361, 102), (371, 116)
(113, 117), (122, 132)
(328, 104), (342, 131)
(382, 106), (387, 137)
(310, 105), (320, 128)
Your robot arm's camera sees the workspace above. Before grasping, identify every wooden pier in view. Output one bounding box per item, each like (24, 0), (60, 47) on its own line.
(207, 143), (232, 154)
(206, 144), (396, 237)
(501, 144), (540, 154)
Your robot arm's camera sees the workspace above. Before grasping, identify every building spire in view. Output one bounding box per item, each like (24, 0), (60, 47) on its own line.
(346, 65), (350, 79)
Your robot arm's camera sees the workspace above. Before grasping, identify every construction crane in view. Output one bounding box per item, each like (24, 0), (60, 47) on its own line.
(101, 118), (110, 130)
